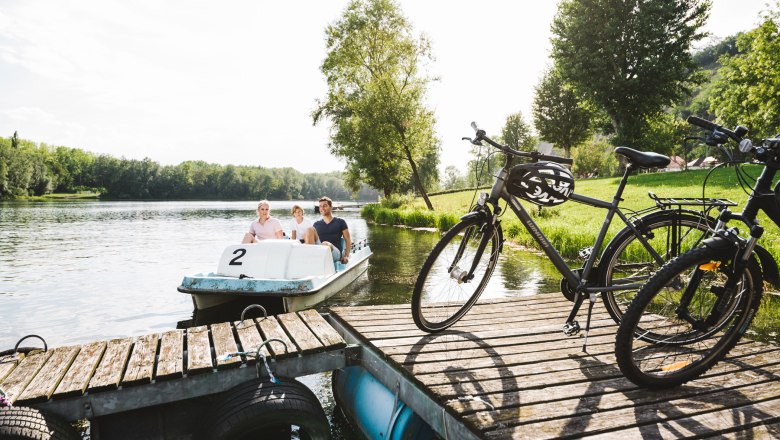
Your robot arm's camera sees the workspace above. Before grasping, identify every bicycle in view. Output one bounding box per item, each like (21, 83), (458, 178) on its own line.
(412, 122), (733, 344)
(615, 116), (780, 389)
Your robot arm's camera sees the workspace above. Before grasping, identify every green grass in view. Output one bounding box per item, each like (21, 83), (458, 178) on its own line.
(23, 192), (101, 201)
(372, 167), (780, 260)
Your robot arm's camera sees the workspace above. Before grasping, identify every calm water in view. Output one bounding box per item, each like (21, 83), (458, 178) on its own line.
(0, 200), (562, 435)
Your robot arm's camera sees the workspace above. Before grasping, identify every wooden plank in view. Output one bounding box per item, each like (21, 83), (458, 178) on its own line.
(122, 333), (159, 386)
(233, 319), (270, 360)
(17, 346), (80, 403)
(0, 350), (51, 403)
(88, 338), (133, 392)
(298, 310), (346, 349)
(256, 317), (298, 358)
(156, 330), (184, 380)
(53, 341), (106, 398)
(277, 312), (324, 353)
(210, 322), (241, 370)
(0, 353), (22, 383)
(186, 325), (213, 375)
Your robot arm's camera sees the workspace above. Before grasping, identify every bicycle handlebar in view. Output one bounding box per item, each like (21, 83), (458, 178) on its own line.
(686, 116), (743, 142)
(469, 121), (574, 165)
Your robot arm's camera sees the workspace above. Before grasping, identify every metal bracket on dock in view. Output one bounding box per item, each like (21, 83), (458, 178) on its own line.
(344, 344), (361, 365)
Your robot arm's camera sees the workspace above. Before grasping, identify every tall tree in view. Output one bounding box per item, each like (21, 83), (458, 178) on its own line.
(501, 112), (536, 152)
(709, 9), (780, 138)
(532, 69), (592, 158)
(313, 0), (440, 209)
(550, 0), (710, 148)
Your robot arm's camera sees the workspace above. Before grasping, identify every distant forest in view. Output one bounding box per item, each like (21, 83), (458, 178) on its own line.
(0, 134), (379, 201)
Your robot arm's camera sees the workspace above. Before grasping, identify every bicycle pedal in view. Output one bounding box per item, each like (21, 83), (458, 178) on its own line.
(577, 247), (593, 260)
(562, 321), (580, 336)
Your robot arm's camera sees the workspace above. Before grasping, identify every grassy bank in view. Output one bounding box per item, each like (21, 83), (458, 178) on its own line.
(363, 167), (780, 260)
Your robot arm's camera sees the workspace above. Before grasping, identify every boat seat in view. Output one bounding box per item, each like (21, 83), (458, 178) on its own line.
(217, 240), (335, 280)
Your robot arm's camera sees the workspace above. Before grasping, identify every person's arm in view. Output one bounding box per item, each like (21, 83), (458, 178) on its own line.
(341, 227), (351, 262)
(273, 219), (284, 239)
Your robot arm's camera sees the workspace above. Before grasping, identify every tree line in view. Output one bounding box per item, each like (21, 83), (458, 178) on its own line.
(321, 0), (780, 199)
(0, 134), (379, 201)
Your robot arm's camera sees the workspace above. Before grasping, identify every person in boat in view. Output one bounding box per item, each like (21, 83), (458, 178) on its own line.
(242, 200), (283, 243)
(290, 204), (317, 244)
(314, 196), (351, 264)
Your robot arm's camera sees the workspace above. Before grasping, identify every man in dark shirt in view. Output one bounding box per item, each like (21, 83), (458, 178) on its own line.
(313, 196), (351, 264)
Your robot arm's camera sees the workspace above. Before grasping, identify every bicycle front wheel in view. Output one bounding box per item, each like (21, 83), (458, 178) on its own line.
(412, 217), (501, 333)
(615, 245), (763, 389)
(600, 211), (714, 324)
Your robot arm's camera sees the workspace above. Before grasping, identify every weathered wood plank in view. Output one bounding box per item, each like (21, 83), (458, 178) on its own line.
(122, 333), (159, 386)
(156, 330), (184, 380)
(53, 341), (106, 398)
(256, 317), (298, 358)
(17, 346), (80, 403)
(88, 338), (133, 391)
(277, 312), (323, 353)
(0, 350), (51, 403)
(298, 310), (346, 349)
(210, 322), (241, 370)
(233, 319), (270, 360)
(0, 353), (22, 384)
(186, 326), (212, 375)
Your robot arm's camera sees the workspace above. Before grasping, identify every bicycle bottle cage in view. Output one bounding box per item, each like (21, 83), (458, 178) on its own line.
(507, 161), (575, 207)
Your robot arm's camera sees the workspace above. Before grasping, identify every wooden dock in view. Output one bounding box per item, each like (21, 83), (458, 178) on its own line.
(0, 310), (350, 421)
(328, 292), (780, 439)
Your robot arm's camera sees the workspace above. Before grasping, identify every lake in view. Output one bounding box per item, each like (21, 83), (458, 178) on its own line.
(0, 200), (563, 437)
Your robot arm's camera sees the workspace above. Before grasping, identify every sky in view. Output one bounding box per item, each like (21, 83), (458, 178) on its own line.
(0, 1), (772, 174)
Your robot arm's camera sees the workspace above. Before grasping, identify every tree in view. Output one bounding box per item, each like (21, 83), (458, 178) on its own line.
(501, 112), (536, 152)
(532, 69), (592, 158)
(709, 9), (780, 139)
(313, 0), (440, 210)
(550, 0), (710, 148)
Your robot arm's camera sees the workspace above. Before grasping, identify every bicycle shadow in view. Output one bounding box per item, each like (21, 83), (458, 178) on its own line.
(402, 330), (519, 426)
(560, 352), (780, 438)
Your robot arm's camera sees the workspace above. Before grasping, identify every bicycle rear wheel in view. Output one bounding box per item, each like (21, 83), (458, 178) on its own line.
(412, 217), (501, 333)
(600, 211), (714, 324)
(615, 245), (763, 389)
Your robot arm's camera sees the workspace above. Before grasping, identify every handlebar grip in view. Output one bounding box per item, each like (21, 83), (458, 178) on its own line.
(686, 116), (720, 132)
(539, 154), (573, 165)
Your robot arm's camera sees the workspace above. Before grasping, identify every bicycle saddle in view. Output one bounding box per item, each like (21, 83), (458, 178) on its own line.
(614, 147), (671, 169)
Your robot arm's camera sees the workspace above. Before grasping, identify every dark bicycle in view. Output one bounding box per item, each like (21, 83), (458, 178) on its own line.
(412, 122), (734, 343)
(615, 116), (780, 389)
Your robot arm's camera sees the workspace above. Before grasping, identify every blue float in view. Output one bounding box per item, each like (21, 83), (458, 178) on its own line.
(332, 366), (435, 440)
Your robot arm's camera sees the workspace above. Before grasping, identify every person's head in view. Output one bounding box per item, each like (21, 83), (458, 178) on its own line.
(318, 196), (333, 216)
(291, 204), (304, 219)
(256, 200), (270, 220)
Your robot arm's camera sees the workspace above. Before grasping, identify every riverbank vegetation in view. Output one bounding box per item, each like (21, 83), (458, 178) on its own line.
(0, 134), (378, 201)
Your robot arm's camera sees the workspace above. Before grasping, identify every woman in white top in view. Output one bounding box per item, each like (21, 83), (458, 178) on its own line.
(242, 200), (283, 243)
(290, 204), (318, 244)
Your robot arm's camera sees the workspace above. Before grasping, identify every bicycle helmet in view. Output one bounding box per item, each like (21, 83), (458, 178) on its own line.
(507, 161), (575, 206)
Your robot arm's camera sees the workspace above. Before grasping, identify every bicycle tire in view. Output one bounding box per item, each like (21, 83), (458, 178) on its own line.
(599, 210), (714, 324)
(615, 245), (763, 389)
(412, 216), (501, 333)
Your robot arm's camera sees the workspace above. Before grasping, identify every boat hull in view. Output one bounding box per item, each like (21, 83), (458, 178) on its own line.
(179, 244), (371, 312)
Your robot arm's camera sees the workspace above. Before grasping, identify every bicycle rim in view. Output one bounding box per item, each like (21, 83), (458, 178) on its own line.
(412, 218), (500, 332)
(601, 212), (712, 324)
(617, 246), (761, 388)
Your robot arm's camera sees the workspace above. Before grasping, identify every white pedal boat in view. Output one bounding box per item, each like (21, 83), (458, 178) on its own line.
(178, 239), (371, 313)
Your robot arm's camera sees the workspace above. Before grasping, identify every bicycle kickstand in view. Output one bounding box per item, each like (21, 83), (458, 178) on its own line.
(582, 293), (597, 353)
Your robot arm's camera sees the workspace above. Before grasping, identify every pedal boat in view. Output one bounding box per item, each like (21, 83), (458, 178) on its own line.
(178, 239), (371, 312)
